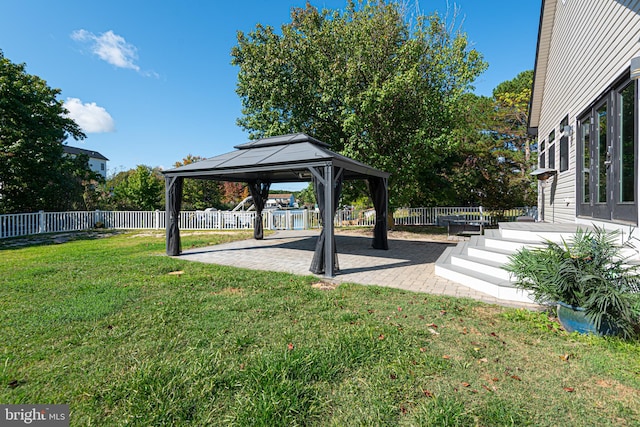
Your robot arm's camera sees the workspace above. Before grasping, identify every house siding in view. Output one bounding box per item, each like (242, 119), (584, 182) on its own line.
(537, 0), (640, 224)
(88, 158), (107, 178)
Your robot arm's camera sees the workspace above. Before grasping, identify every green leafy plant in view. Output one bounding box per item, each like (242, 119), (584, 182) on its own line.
(504, 226), (640, 338)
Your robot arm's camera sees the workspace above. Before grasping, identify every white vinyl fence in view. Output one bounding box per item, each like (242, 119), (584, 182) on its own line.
(0, 207), (536, 239)
(393, 207), (537, 226)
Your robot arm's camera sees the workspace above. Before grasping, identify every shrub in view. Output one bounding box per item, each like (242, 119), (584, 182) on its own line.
(504, 226), (640, 338)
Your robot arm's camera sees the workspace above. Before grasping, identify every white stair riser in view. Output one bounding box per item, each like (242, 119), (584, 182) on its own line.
(500, 229), (575, 243)
(495, 234), (639, 261)
(435, 265), (534, 303)
(467, 247), (513, 264)
(450, 256), (511, 281)
(620, 247), (640, 260)
(484, 238), (543, 252)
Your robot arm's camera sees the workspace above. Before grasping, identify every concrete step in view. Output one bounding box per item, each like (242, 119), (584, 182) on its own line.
(484, 236), (545, 252)
(499, 223), (594, 243)
(500, 229), (572, 243)
(434, 262), (534, 303)
(482, 229), (501, 240)
(433, 222), (638, 305)
(450, 253), (511, 281)
(435, 245), (456, 265)
(467, 245), (515, 265)
(620, 247), (640, 261)
(434, 224), (553, 304)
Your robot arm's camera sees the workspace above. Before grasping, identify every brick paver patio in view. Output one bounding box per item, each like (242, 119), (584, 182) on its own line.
(179, 230), (535, 308)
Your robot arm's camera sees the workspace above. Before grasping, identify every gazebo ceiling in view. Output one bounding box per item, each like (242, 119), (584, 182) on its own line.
(162, 133), (389, 183)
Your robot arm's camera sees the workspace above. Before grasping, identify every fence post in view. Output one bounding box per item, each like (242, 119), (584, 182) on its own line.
(155, 210), (160, 230)
(38, 210), (45, 234)
(217, 210), (222, 230)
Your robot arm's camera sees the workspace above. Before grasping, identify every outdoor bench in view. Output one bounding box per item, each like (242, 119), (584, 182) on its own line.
(438, 215), (487, 236)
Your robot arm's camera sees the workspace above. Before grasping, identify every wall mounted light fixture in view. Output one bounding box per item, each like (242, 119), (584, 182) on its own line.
(561, 125), (573, 138)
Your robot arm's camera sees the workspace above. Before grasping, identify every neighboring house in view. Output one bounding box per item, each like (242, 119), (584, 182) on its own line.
(266, 193), (296, 209)
(529, 0), (640, 231)
(63, 145), (109, 179)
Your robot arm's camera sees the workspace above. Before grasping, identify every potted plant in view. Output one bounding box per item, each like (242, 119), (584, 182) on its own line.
(503, 226), (640, 338)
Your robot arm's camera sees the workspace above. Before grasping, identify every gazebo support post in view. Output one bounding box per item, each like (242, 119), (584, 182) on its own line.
(308, 163), (342, 277)
(323, 164), (334, 277)
(368, 176), (389, 250)
(165, 175), (183, 256)
(247, 180), (271, 240)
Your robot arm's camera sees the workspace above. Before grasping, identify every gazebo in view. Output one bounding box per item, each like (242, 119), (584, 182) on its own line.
(162, 133), (390, 277)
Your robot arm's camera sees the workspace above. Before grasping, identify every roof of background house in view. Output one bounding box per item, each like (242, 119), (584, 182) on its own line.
(63, 145), (109, 161)
(269, 193), (294, 199)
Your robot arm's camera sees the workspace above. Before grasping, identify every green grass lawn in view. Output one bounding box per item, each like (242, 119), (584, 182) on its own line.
(1, 230), (639, 426)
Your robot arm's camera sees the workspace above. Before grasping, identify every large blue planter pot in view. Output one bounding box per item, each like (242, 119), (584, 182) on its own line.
(556, 301), (617, 336)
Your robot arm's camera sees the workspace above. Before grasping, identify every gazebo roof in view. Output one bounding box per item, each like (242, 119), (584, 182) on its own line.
(162, 133), (389, 183)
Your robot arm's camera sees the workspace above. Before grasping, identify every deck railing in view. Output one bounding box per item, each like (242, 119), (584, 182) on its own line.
(393, 207), (537, 226)
(0, 207), (536, 239)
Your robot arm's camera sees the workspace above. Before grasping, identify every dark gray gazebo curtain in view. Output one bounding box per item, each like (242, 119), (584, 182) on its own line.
(247, 181), (271, 240)
(166, 176), (183, 256)
(368, 177), (389, 250)
(310, 168), (343, 274)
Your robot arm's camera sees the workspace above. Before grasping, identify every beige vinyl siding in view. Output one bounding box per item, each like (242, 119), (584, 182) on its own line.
(537, 0), (640, 223)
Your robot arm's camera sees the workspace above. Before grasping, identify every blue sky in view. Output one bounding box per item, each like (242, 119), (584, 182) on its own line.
(1, 0), (541, 187)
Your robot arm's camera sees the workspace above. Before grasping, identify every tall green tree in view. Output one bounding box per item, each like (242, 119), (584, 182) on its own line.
(174, 154), (224, 210)
(450, 70), (537, 208)
(232, 1), (487, 207)
(109, 165), (164, 210)
(0, 50), (87, 213)
(492, 70), (535, 176)
(297, 183), (317, 208)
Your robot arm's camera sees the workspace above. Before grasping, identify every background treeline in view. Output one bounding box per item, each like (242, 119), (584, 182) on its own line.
(0, 1), (537, 214)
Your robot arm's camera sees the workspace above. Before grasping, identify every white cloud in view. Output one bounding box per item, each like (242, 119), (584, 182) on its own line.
(64, 98), (115, 133)
(71, 29), (140, 71)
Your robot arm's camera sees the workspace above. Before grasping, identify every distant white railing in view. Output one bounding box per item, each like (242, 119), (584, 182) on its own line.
(97, 210), (162, 230)
(393, 207), (536, 226)
(0, 207), (536, 239)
